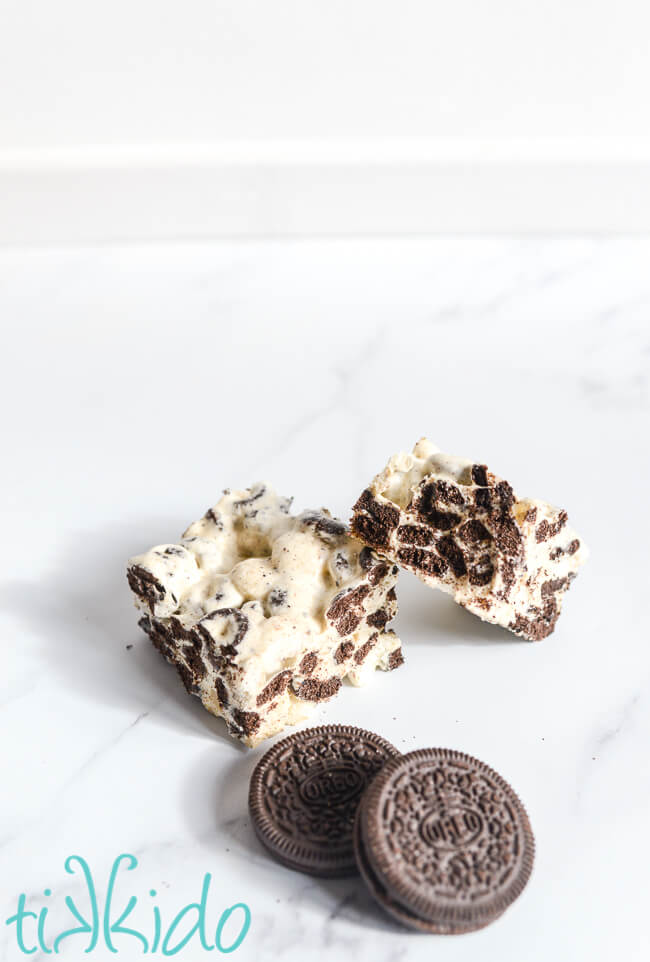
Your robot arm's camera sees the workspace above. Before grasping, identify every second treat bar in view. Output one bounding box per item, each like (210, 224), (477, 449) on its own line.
(351, 438), (588, 640)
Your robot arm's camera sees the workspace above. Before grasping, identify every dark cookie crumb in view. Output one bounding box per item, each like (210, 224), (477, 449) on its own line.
(256, 670), (292, 707)
(366, 608), (389, 630)
(388, 648), (404, 670)
(509, 605), (559, 641)
(429, 509), (462, 530)
(495, 480), (515, 511)
(215, 677), (229, 708)
(436, 536), (467, 578)
(327, 585), (371, 636)
(471, 464), (489, 486)
(354, 634), (378, 664)
(334, 552), (350, 571)
(138, 614), (169, 656)
(127, 564), (167, 612)
(182, 638), (208, 685)
(168, 616), (189, 642)
(493, 517), (523, 558)
(358, 546), (373, 570)
(397, 546), (448, 577)
(294, 677), (342, 702)
(367, 562), (389, 586)
(203, 507), (223, 528)
(500, 559), (516, 599)
(176, 660), (200, 695)
(299, 651), (318, 676)
(231, 709), (262, 737)
(468, 555), (494, 586)
(234, 486), (266, 509)
(201, 632), (229, 673)
(473, 596), (492, 611)
(541, 577), (568, 599)
(161, 545), (185, 557)
(268, 587), (288, 609)
(301, 511), (348, 540)
(410, 481), (463, 525)
(458, 520), (492, 544)
(351, 490), (400, 548)
(334, 641), (355, 664)
(536, 511), (568, 543)
(201, 607), (249, 646)
(436, 480), (465, 506)
(397, 524), (435, 546)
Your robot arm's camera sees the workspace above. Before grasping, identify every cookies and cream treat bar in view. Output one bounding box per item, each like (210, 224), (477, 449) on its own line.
(127, 483), (402, 746)
(350, 438), (587, 641)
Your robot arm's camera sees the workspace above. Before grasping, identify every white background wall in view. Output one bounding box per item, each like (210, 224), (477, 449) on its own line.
(2, 1), (650, 239)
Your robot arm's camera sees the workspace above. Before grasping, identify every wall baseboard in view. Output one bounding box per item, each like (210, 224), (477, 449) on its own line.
(2, 146), (650, 241)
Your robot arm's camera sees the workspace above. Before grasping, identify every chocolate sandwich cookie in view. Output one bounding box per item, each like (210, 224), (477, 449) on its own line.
(354, 799), (489, 934)
(248, 725), (400, 877)
(355, 748), (534, 933)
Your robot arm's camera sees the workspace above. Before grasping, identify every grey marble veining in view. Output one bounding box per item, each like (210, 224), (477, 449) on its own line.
(0, 237), (648, 961)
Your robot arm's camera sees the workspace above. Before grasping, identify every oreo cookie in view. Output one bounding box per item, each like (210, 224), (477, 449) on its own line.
(355, 748), (535, 933)
(248, 725), (400, 877)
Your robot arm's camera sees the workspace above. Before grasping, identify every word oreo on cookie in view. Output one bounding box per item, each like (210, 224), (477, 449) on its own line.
(354, 748), (535, 933)
(248, 725), (399, 877)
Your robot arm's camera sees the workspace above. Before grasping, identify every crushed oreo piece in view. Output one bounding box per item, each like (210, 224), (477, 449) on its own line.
(294, 677), (342, 702)
(299, 651), (318, 676)
(366, 608), (389, 630)
(300, 510), (348, 541)
(256, 670), (292, 707)
(327, 585), (371, 636)
(351, 490), (400, 548)
(334, 641), (355, 664)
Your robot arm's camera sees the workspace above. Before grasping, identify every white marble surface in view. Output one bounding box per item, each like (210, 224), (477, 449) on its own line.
(0, 238), (648, 961)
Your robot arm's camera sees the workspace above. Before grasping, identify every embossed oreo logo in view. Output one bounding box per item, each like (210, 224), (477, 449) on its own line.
(298, 765), (365, 808)
(419, 806), (483, 850)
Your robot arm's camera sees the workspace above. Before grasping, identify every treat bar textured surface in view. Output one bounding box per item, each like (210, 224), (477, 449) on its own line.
(351, 439), (588, 640)
(127, 484), (402, 745)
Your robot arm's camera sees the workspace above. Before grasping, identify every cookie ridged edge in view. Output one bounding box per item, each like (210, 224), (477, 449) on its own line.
(354, 799), (495, 934)
(248, 724), (400, 878)
(360, 747), (535, 928)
